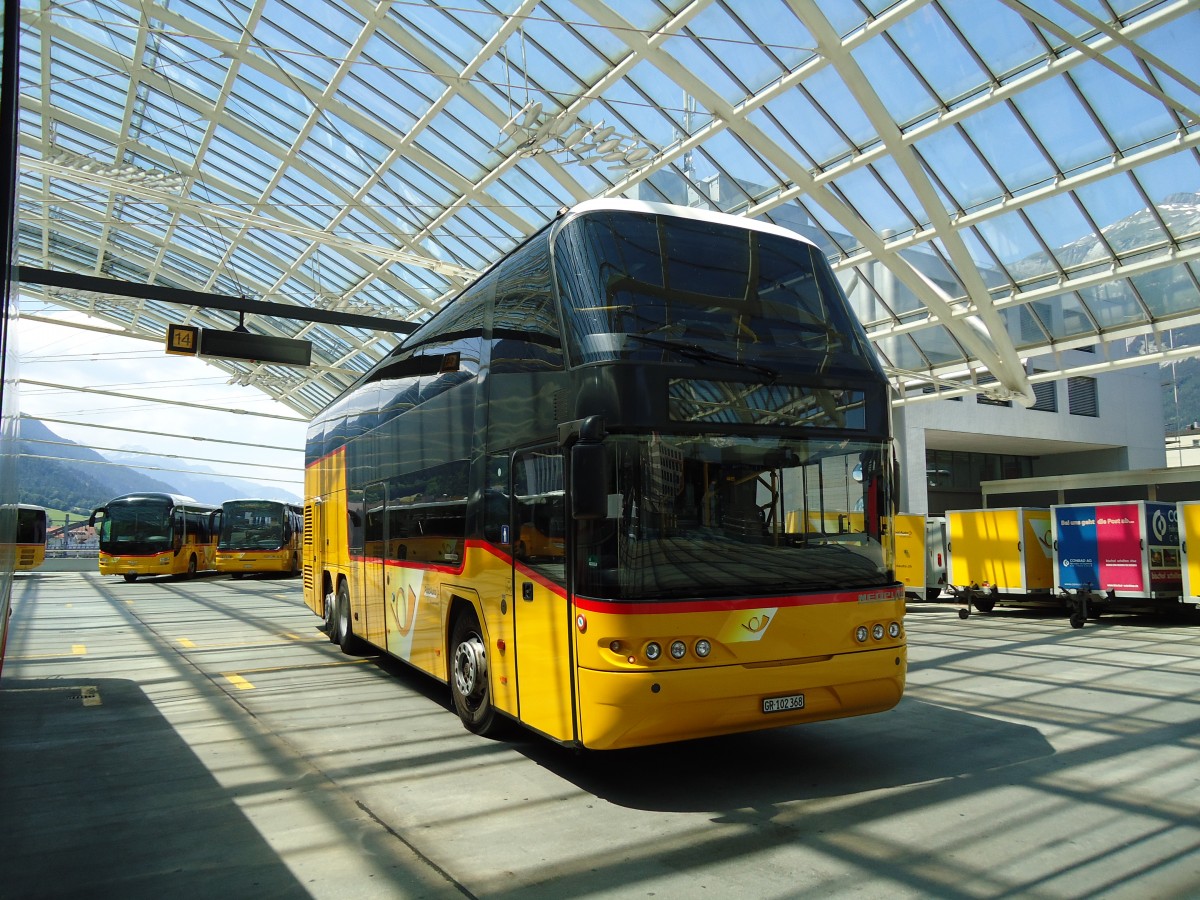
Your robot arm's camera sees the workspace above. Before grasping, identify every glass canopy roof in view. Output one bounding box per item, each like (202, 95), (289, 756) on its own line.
(16, 0), (1200, 418)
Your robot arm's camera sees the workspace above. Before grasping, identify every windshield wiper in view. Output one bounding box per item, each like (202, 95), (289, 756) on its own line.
(628, 334), (778, 381)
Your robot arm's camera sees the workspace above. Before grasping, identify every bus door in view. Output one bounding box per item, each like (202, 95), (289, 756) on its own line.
(362, 483), (387, 650)
(509, 447), (574, 741)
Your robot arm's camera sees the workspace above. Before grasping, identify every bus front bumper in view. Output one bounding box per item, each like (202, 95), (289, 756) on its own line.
(575, 644), (906, 750)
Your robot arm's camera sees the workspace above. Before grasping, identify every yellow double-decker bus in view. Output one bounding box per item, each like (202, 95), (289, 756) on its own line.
(214, 499), (303, 577)
(13, 504), (47, 571)
(89, 493), (217, 581)
(305, 199), (905, 750)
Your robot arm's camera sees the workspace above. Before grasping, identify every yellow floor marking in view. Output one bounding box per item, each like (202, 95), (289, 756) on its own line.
(281, 632), (301, 641)
(71, 644), (86, 655)
(177, 638), (196, 648)
(223, 674), (255, 691)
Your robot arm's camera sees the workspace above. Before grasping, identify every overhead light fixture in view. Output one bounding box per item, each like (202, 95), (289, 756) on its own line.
(43, 146), (187, 192)
(499, 102), (655, 172)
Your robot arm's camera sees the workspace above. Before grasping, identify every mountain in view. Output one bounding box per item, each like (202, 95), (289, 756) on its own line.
(17, 418), (300, 514)
(102, 449), (301, 507)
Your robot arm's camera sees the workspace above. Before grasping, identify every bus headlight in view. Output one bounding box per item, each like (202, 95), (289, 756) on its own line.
(872, 624), (885, 641)
(695, 639), (711, 658)
(645, 642), (662, 661)
(855, 626), (869, 643)
(670, 640), (687, 659)
(888, 622), (901, 639)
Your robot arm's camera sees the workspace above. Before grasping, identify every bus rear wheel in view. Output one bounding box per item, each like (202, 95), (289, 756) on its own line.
(335, 581), (363, 654)
(450, 607), (498, 736)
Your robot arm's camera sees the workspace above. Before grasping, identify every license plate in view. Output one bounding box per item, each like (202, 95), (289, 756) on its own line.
(762, 693), (805, 713)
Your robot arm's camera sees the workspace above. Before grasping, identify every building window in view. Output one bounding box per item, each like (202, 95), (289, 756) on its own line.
(976, 374), (1011, 408)
(1067, 376), (1099, 417)
(1031, 380), (1057, 412)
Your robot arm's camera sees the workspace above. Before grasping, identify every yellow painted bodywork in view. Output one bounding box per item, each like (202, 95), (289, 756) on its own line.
(947, 508), (1053, 593)
(306, 450), (907, 750)
(892, 514), (926, 596)
(98, 539), (215, 578)
(215, 548), (298, 575)
(1178, 501), (1200, 599)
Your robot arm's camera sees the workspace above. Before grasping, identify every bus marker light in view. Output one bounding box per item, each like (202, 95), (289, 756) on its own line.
(496, 639), (506, 652)
(670, 640), (687, 659)
(576, 615), (587, 632)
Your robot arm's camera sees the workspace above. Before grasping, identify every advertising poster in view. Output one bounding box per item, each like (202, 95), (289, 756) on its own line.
(1054, 504), (1145, 593)
(1145, 501), (1181, 593)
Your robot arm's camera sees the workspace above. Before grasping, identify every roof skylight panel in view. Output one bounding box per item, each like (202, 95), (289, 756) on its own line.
(225, 67), (310, 146)
(849, 32), (940, 127)
(957, 101), (1057, 198)
(251, 0), (344, 86)
(1076, 279), (1148, 331)
(996, 303), (1053, 350)
(1022, 192), (1117, 271)
(56, 0), (140, 58)
(169, 0), (254, 44)
(760, 74), (857, 170)
(910, 324), (972, 367)
(1132, 266), (1200, 319)
(939, 0), (1047, 81)
(657, 29), (751, 108)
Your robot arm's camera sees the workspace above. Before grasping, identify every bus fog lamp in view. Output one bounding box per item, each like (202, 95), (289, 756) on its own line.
(855, 626), (869, 643)
(645, 642), (662, 661)
(610, 640), (622, 653)
(670, 640), (687, 659)
(888, 622), (901, 638)
(695, 639), (711, 657)
(872, 624), (885, 641)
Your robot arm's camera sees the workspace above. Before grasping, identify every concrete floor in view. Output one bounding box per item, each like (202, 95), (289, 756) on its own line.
(1, 570), (1198, 899)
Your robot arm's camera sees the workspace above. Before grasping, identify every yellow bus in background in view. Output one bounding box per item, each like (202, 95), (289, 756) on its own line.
(90, 493), (217, 581)
(305, 199), (905, 750)
(13, 504), (47, 571)
(214, 499), (303, 577)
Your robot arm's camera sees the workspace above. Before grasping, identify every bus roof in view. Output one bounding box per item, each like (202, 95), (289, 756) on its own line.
(560, 198), (818, 248)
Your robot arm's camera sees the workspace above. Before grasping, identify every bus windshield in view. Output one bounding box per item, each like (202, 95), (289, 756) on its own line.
(575, 434), (893, 601)
(218, 501), (292, 551)
(554, 210), (878, 372)
(96, 500), (173, 554)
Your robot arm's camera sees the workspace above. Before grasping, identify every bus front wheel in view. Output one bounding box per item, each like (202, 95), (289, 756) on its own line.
(123, 573), (138, 583)
(450, 607), (498, 737)
(187, 554), (197, 578)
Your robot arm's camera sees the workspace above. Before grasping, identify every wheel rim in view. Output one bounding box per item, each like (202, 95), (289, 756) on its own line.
(452, 631), (487, 709)
(338, 591), (350, 637)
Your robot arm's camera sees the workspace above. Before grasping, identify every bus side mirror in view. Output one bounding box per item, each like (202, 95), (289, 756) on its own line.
(88, 510), (101, 528)
(570, 416), (608, 521)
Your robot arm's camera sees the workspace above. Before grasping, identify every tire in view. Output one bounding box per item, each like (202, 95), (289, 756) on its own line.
(187, 554), (198, 578)
(449, 607), (499, 736)
(957, 607), (969, 620)
(973, 596), (995, 614)
(123, 573), (138, 583)
(336, 581), (363, 654)
(231, 572), (244, 580)
(323, 586), (338, 642)
(1070, 613), (1086, 629)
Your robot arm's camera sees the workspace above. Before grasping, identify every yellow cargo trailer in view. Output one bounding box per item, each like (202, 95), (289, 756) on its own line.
(893, 514), (946, 601)
(946, 507), (1055, 618)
